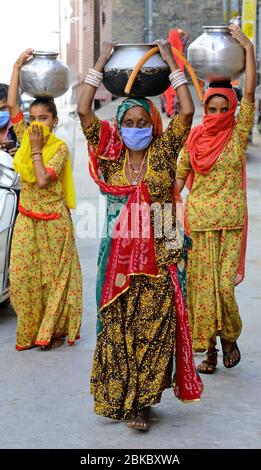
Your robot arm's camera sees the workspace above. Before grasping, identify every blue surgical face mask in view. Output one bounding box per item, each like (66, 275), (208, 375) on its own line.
(0, 110), (10, 128)
(121, 126), (153, 151)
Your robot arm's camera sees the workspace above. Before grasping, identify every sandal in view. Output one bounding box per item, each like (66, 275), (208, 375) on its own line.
(40, 336), (65, 351)
(221, 340), (241, 369)
(197, 348), (218, 374)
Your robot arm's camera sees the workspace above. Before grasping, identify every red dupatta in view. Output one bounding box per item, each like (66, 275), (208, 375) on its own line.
(89, 140), (159, 310)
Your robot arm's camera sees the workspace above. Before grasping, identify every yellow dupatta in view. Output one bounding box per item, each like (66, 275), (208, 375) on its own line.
(13, 121), (76, 209)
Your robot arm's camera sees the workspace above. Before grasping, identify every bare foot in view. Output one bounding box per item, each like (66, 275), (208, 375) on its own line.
(221, 339), (241, 368)
(128, 407), (150, 431)
(40, 337), (65, 351)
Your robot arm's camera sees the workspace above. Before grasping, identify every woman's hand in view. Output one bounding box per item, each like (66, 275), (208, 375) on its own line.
(15, 49), (34, 68)
(228, 24), (252, 50)
(78, 41), (116, 127)
(28, 125), (47, 153)
(95, 42), (116, 72)
(154, 39), (177, 68)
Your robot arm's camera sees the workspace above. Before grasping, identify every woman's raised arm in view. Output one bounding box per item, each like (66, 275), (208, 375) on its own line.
(77, 42), (114, 129)
(8, 49), (34, 117)
(155, 39), (195, 126)
(229, 24), (256, 103)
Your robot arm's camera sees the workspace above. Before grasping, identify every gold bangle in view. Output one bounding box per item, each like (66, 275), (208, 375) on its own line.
(32, 158), (42, 163)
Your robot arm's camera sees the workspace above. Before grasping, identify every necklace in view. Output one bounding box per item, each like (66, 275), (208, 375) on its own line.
(127, 150), (148, 185)
(129, 162), (139, 174)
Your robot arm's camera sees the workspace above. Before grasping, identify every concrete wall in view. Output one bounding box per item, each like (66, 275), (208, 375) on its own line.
(112, 0), (146, 43)
(112, 0), (228, 44)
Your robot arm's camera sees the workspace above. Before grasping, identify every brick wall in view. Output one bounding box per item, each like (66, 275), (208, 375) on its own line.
(67, 0), (80, 87)
(67, 0), (112, 103)
(81, 0), (95, 81)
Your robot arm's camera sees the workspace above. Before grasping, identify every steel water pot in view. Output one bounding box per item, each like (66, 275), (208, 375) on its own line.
(103, 44), (170, 97)
(187, 26), (246, 82)
(19, 51), (69, 98)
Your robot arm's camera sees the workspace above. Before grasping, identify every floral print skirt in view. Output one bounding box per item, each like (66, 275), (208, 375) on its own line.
(187, 229), (243, 351)
(10, 206), (82, 350)
(90, 272), (176, 420)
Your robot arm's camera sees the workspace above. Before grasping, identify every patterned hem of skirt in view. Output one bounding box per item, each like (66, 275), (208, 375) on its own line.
(91, 390), (166, 420)
(16, 334), (81, 351)
(15, 344), (38, 351)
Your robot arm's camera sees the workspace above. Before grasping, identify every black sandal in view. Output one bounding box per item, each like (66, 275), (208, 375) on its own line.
(221, 341), (241, 369)
(40, 336), (65, 351)
(197, 348), (218, 374)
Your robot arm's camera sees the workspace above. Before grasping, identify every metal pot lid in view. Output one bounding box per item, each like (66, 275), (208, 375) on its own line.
(33, 51), (59, 57)
(202, 26), (229, 33)
(113, 44), (156, 47)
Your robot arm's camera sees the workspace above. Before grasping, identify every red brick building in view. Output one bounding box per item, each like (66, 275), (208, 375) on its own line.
(67, 0), (112, 103)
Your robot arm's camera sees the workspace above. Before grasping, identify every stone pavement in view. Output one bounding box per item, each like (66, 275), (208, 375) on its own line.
(0, 87), (260, 449)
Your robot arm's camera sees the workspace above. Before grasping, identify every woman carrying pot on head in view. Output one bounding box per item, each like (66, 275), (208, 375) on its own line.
(78, 39), (203, 431)
(176, 25), (256, 373)
(8, 49), (82, 351)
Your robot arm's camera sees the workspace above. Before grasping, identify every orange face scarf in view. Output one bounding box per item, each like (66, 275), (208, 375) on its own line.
(186, 87), (238, 175)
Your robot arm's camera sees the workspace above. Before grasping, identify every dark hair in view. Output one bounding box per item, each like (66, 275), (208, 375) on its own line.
(0, 83), (9, 102)
(233, 86), (243, 102)
(205, 93), (229, 107)
(209, 81), (232, 89)
(29, 97), (58, 118)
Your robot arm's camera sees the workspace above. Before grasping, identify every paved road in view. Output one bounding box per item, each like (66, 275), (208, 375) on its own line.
(0, 91), (261, 449)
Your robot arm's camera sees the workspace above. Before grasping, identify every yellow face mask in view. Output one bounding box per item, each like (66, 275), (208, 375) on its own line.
(29, 121), (51, 138)
(14, 122), (76, 209)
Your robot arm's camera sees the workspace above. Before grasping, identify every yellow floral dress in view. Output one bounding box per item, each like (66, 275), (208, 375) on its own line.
(176, 98), (255, 350)
(10, 115), (82, 350)
(83, 114), (190, 420)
